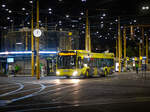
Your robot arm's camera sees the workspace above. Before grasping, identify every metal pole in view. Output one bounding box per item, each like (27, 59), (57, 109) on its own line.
(85, 10), (89, 51)
(146, 35), (148, 64)
(130, 25), (134, 40)
(36, 0), (40, 80)
(31, 5), (34, 77)
(68, 32), (72, 50)
(118, 17), (121, 73)
(142, 27), (144, 56)
(26, 31), (28, 51)
(123, 27), (126, 71)
(116, 39), (118, 61)
(88, 21), (91, 52)
(139, 43), (142, 69)
(121, 32), (122, 60)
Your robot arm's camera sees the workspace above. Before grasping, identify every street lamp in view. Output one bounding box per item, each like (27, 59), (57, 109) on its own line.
(142, 6), (149, 10)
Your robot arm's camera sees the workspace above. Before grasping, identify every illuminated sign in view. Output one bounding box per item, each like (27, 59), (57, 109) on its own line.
(59, 53), (76, 56)
(7, 58), (14, 63)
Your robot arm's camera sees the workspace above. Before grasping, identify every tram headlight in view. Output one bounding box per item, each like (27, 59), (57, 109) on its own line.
(56, 71), (60, 75)
(73, 71), (78, 76)
(84, 64), (88, 67)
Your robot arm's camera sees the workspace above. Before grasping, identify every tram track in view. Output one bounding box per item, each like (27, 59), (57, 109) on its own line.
(3, 96), (150, 112)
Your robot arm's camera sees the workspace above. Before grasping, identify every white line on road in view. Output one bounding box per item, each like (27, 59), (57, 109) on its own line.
(5, 84), (58, 96)
(0, 83), (17, 88)
(0, 83), (24, 97)
(11, 83), (46, 102)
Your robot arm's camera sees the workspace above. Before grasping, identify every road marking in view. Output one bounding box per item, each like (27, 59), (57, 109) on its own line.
(11, 83), (46, 102)
(8, 84), (57, 96)
(0, 83), (17, 88)
(37, 84), (77, 96)
(0, 83), (24, 97)
(9, 97), (150, 112)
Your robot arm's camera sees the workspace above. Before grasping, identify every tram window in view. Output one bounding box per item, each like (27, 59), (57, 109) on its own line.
(78, 57), (82, 68)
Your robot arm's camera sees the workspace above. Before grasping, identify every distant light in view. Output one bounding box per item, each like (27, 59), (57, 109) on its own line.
(142, 6), (146, 10)
(58, 0), (63, 2)
(142, 6), (149, 10)
(115, 19), (118, 22)
(26, 13), (29, 15)
(3, 27), (7, 30)
(22, 8), (26, 11)
(81, 0), (86, 2)
(59, 28), (63, 31)
(27, 22), (30, 25)
(5, 9), (9, 11)
(146, 6), (149, 10)
(134, 20), (136, 22)
(48, 8), (52, 11)
(100, 17), (104, 19)
(49, 11), (52, 14)
(66, 14), (69, 18)
(80, 12), (84, 15)
(101, 21), (103, 24)
(2, 4), (6, 8)
(102, 13), (106, 17)
(72, 25), (75, 28)
(8, 10), (12, 13)
(110, 22), (113, 25)
(7, 17), (10, 20)
(78, 17), (82, 20)
(101, 24), (104, 28)
(59, 21), (62, 24)
(82, 31), (85, 34)
(10, 20), (13, 22)
(96, 31), (99, 34)
(16, 43), (22, 45)
(29, 1), (33, 4)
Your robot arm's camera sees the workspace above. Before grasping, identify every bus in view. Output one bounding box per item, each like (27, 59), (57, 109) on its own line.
(56, 50), (114, 78)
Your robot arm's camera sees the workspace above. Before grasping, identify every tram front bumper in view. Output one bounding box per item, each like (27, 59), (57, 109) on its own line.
(56, 70), (79, 77)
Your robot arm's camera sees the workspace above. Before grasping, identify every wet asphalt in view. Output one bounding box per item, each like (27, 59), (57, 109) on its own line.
(0, 72), (150, 112)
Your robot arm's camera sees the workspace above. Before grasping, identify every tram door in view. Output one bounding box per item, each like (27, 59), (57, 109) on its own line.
(47, 58), (55, 75)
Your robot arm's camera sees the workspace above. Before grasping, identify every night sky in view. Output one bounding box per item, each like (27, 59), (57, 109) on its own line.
(0, 0), (150, 52)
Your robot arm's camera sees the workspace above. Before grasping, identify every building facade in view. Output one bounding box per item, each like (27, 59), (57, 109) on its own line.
(0, 28), (80, 76)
